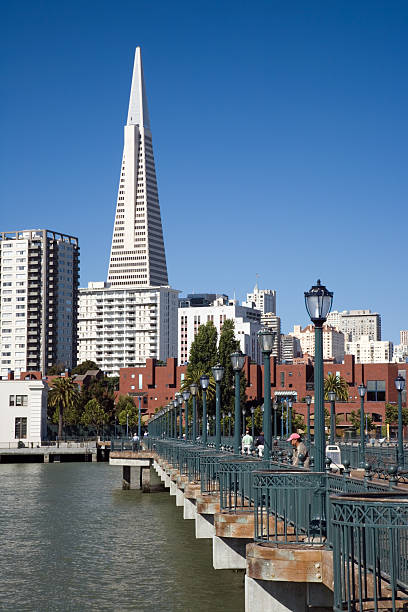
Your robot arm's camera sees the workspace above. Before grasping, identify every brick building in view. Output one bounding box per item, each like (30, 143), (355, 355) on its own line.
(118, 355), (407, 433)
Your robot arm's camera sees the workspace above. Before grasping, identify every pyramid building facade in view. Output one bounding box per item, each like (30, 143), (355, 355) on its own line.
(78, 48), (178, 376)
(108, 47), (168, 287)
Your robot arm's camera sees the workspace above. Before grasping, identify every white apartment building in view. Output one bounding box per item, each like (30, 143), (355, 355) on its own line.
(244, 283), (276, 315)
(392, 344), (408, 363)
(0, 229), (79, 379)
(327, 310), (381, 341)
(345, 336), (393, 364)
(261, 313), (281, 360)
(178, 297), (262, 365)
(400, 330), (408, 345)
(280, 334), (301, 363)
(0, 377), (47, 447)
(290, 324), (345, 363)
(78, 283), (178, 377)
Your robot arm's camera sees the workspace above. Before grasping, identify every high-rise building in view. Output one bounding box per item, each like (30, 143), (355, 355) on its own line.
(290, 324), (345, 363)
(178, 295), (262, 365)
(78, 48), (178, 375)
(327, 310), (381, 342)
(261, 312), (281, 360)
(345, 336), (393, 364)
(107, 47), (168, 288)
(77, 282), (178, 376)
(244, 283), (276, 315)
(400, 330), (408, 345)
(280, 334), (301, 364)
(0, 229), (79, 378)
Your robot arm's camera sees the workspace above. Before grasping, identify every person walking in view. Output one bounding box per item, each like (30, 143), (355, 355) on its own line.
(287, 433), (309, 468)
(255, 431), (265, 457)
(241, 429), (253, 454)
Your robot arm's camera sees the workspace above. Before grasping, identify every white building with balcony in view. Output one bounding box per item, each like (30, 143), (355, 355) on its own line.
(77, 282), (178, 376)
(178, 296), (262, 365)
(345, 335), (393, 364)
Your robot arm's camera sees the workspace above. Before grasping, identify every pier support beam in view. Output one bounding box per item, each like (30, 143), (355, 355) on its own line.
(122, 466), (131, 490)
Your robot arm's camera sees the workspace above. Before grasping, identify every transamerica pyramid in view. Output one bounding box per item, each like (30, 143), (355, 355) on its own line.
(107, 47), (169, 287)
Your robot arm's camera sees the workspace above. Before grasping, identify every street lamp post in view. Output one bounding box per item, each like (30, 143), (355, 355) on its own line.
(200, 375), (210, 446)
(126, 412), (129, 438)
(212, 364), (225, 452)
(222, 412), (225, 437)
(190, 383), (198, 441)
(273, 400), (278, 439)
(288, 398), (293, 436)
(251, 406), (255, 442)
(257, 329), (275, 460)
(395, 375), (406, 468)
(228, 411), (231, 438)
(328, 391), (336, 445)
(358, 384), (367, 467)
(182, 389), (191, 441)
(172, 398), (178, 439)
(305, 280), (333, 472)
(305, 395), (312, 450)
(231, 351), (246, 455)
(138, 396), (142, 440)
(177, 394), (183, 439)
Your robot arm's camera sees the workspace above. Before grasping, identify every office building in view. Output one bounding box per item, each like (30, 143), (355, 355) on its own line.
(78, 48), (178, 375)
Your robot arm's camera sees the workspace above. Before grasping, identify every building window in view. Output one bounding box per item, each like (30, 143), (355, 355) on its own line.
(366, 380), (385, 402)
(280, 372), (285, 387)
(15, 417), (27, 439)
(9, 395), (28, 407)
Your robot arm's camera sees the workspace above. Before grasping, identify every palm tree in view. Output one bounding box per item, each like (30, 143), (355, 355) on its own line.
(180, 365), (216, 402)
(324, 373), (349, 402)
(48, 377), (80, 440)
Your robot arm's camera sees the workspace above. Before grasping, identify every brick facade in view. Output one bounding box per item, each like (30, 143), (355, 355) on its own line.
(119, 355), (408, 431)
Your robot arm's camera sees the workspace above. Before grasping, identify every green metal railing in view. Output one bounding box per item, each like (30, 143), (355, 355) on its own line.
(331, 492), (408, 612)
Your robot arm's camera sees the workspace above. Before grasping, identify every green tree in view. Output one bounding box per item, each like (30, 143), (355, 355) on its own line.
(187, 320), (218, 376)
(385, 402), (408, 426)
(48, 377), (80, 439)
(324, 373), (349, 401)
(47, 363), (66, 375)
(72, 360), (99, 375)
(349, 409), (373, 434)
(217, 319), (240, 413)
(81, 399), (108, 435)
(116, 395), (139, 434)
(180, 364), (216, 403)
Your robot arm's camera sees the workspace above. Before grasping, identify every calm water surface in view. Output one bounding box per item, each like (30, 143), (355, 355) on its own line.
(0, 463), (244, 611)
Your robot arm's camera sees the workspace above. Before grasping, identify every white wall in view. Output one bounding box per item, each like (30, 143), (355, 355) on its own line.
(0, 379), (47, 447)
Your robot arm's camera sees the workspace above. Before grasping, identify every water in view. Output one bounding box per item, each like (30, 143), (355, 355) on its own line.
(0, 463), (244, 612)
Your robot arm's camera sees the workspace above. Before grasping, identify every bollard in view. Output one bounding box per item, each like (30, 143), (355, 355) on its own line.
(325, 457), (332, 474)
(388, 465), (398, 490)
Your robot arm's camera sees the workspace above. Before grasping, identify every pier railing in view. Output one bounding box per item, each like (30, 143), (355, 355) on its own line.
(331, 492), (408, 612)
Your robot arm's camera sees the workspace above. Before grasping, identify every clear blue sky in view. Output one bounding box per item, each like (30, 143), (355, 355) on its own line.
(1, 1), (407, 343)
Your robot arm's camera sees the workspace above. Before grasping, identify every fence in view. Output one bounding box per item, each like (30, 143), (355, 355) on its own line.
(331, 492), (408, 612)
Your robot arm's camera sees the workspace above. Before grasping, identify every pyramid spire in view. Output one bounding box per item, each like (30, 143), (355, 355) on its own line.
(107, 47), (168, 288)
(127, 47), (151, 129)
